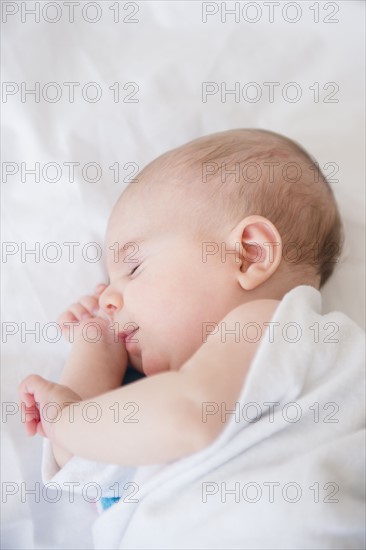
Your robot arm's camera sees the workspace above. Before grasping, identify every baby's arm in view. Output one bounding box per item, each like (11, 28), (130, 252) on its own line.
(52, 285), (128, 467)
(50, 299), (280, 466)
(57, 284), (127, 399)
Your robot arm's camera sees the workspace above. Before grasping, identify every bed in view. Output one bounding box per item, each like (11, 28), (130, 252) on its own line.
(2, 1), (365, 548)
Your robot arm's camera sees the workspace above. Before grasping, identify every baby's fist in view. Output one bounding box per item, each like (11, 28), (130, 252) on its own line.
(18, 374), (82, 440)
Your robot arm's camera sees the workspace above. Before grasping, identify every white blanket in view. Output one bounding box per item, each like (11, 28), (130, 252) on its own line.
(41, 285), (366, 549)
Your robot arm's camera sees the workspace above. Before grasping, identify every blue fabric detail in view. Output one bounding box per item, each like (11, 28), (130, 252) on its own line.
(100, 496), (121, 511)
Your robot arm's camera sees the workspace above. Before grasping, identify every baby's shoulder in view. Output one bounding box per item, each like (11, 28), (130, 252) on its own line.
(181, 298), (281, 389)
(179, 298), (283, 442)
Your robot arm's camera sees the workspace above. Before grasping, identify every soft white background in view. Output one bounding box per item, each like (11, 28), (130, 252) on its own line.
(2, 1), (365, 548)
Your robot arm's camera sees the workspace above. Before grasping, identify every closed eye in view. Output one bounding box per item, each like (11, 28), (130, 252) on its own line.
(129, 264), (140, 276)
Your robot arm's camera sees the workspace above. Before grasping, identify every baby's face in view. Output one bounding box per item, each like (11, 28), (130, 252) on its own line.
(100, 187), (243, 376)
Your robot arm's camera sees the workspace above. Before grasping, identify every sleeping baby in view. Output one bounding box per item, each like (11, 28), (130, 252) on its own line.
(18, 129), (365, 549)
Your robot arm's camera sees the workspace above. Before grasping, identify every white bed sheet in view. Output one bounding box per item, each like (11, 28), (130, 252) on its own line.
(2, 1), (365, 548)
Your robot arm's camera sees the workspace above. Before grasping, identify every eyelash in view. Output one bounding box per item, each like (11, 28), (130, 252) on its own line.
(129, 264), (140, 276)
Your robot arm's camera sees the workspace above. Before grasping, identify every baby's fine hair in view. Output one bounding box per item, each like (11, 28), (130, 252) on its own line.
(134, 128), (344, 289)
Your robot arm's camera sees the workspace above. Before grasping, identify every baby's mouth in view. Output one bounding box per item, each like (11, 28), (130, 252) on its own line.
(118, 328), (139, 344)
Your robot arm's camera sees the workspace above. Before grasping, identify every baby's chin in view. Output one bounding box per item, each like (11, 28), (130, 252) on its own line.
(129, 350), (171, 377)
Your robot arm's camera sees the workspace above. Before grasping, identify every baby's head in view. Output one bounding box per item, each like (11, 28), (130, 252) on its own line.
(100, 129), (343, 375)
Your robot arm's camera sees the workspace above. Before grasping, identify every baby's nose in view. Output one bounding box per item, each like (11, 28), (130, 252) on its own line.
(99, 287), (123, 314)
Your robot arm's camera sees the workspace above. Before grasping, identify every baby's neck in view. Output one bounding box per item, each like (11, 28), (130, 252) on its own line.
(250, 274), (320, 302)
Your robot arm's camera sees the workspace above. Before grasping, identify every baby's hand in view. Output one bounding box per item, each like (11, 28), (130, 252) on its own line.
(18, 374), (82, 440)
(58, 283), (108, 343)
(57, 283), (129, 381)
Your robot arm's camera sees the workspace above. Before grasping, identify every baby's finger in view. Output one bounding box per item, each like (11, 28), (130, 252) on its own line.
(20, 399), (38, 424)
(78, 295), (100, 315)
(18, 391), (39, 437)
(65, 302), (94, 321)
(25, 409), (39, 436)
(94, 283), (107, 297)
(58, 311), (78, 326)
(20, 389), (33, 409)
(57, 312), (81, 342)
(25, 407), (40, 436)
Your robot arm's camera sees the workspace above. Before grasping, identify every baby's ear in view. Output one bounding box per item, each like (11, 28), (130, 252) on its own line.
(229, 215), (282, 291)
